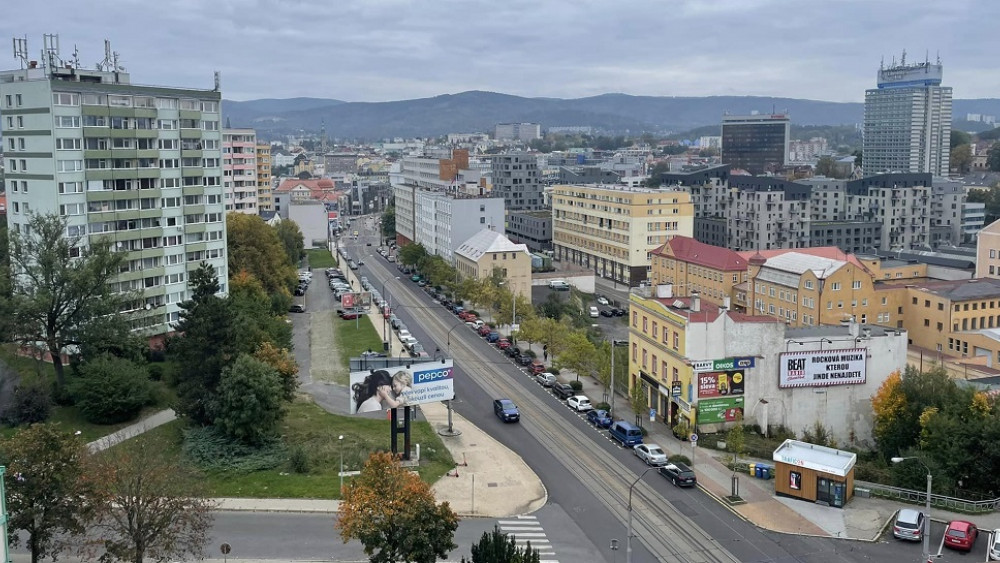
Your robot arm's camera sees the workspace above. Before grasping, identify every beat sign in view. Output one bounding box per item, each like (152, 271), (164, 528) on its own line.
(787, 357), (806, 375)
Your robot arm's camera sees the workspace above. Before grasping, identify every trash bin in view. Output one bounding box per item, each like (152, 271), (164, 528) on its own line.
(748, 463), (757, 477)
(755, 464), (764, 479)
(761, 465), (771, 480)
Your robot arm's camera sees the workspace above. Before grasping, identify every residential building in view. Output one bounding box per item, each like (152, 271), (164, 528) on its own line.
(256, 143), (272, 212)
(412, 190), (503, 263)
(648, 236), (747, 306)
(727, 176), (812, 251)
(721, 113), (790, 175)
(976, 219), (1000, 279)
(0, 46), (227, 335)
(222, 128), (257, 214)
(490, 152), (545, 211)
(863, 56), (952, 176)
(454, 229), (532, 300)
(628, 287), (907, 445)
(494, 123), (540, 142)
(897, 278), (1000, 367)
(506, 209), (553, 252)
(272, 178), (341, 218)
(962, 202), (986, 244)
(551, 184), (694, 287)
(788, 137), (829, 163)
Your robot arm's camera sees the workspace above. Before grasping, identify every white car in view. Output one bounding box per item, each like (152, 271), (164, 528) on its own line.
(589, 306), (599, 318)
(633, 444), (668, 466)
(567, 395), (593, 412)
(990, 528), (1000, 561)
(533, 373), (557, 387)
(597, 296), (609, 306)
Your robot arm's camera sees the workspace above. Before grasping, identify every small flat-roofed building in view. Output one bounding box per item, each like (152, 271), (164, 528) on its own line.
(772, 439), (857, 508)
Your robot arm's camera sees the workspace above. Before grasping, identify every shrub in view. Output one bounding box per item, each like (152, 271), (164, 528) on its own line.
(569, 380), (583, 391)
(548, 367), (560, 376)
(667, 454), (691, 465)
(147, 363), (164, 382)
(594, 402), (611, 411)
(289, 445), (311, 474)
(72, 355), (152, 424)
(214, 355), (285, 446)
(1, 382), (52, 425)
(182, 425), (285, 473)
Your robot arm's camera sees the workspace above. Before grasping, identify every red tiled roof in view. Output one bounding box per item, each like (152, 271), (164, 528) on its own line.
(653, 236), (746, 271)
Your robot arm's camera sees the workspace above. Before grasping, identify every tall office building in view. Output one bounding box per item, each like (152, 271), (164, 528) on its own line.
(720, 113), (790, 175)
(490, 153), (544, 211)
(863, 55), (952, 177)
(222, 128), (258, 214)
(0, 38), (227, 335)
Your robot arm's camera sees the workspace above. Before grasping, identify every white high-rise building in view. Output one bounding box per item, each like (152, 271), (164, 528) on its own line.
(863, 55), (952, 177)
(0, 39), (228, 335)
(222, 128), (258, 214)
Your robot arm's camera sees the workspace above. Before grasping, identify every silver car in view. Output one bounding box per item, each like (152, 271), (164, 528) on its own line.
(892, 508), (924, 542)
(633, 443), (668, 466)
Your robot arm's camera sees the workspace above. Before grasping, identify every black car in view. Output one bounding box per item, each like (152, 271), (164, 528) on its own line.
(517, 354), (533, 366)
(289, 304), (306, 313)
(600, 309), (614, 317)
(505, 345), (521, 358)
(552, 383), (575, 400)
(659, 462), (697, 487)
(611, 308), (626, 317)
(493, 399), (520, 423)
(294, 287), (305, 296)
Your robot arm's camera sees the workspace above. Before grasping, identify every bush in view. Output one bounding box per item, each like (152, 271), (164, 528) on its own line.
(289, 445), (311, 474)
(667, 454), (691, 465)
(548, 367), (560, 375)
(182, 425), (286, 473)
(72, 355), (152, 424)
(147, 363), (164, 382)
(214, 355), (285, 446)
(1, 382), (52, 425)
(569, 380), (583, 391)
(594, 402), (611, 411)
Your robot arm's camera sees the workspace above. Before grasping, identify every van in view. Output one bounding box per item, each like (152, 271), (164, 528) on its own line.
(609, 421), (644, 447)
(548, 280), (570, 290)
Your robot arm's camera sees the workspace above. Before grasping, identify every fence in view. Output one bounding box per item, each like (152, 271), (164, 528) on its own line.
(855, 480), (1000, 514)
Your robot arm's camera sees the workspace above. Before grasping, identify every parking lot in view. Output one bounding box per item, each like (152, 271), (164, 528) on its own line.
(881, 518), (999, 561)
(530, 284), (630, 343)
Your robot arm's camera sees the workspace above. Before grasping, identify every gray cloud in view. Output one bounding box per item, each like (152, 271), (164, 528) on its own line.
(1, 0), (995, 102)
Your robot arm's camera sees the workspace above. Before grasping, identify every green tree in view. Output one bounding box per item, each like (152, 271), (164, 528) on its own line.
(852, 149), (862, 168)
(538, 318), (571, 365)
(170, 263), (238, 425)
(229, 270), (293, 351)
(337, 452), (458, 563)
(726, 413), (746, 471)
(629, 380), (648, 427)
(1, 424), (91, 563)
(214, 354), (285, 446)
(275, 219), (306, 266)
(399, 242), (429, 268)
(815, 155), (838, 178)
(594, 340), (613, 402)
(226, 212), (298, 296)
(951, 129), (972, 149)
(951, 144), (973, 174)
(87, 434), (214, 563)
(381, 206), (396, 244)
(5, 213), (127, 388)
(556, 331), (599, 383)
(72, 354), (152, 424)
(988, 142), (1000, 172)
(461, 525), (541, 563)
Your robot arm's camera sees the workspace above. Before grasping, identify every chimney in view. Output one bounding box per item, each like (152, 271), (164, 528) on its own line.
(690, 291), (701, 313)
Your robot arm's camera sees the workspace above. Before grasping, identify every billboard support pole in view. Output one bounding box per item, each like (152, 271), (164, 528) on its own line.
(402, 406), (411, 461)
(390, 408), (399, 457)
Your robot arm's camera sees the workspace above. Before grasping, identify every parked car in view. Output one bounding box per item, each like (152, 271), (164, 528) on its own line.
(567, 395), (593, 412)
(659, 462), (697, 487)
(552, 383), (575, 400)
(471, 319), (485, 330)
(486, 331), (501, 343)
(611, 308), (626, 317)
(586, 409), (613, 428)
(633, 444), (668, 466)
(497, 338), (511, 350)
(402, 337), (419, 351)
(533, 372), (557, 387)
(340, 311), (361, 320)
(505, 345), (521, 358)
(477, 325), (492, 337)
(452, 305), (465, 315)
(944, 520), (978, 551)
(294, 287), (306, 296)
(390, 314), (400, 329)
(589, 306), (600, 318)
(609, 420), (643, 447)
(530, 360), (546, 374)
(493, 399), (520, 423)
(597, 296), (609, 306)
(289, 304), (306, 313)
(348, 260), (358, 270)
(398, 329), (413, 341)
(892, 509), (925, 542)
(600, 309), (614, 317)
(990, 528), (1000, 560)
(516, 354), (533, 366)
(410, 274), (422, 282)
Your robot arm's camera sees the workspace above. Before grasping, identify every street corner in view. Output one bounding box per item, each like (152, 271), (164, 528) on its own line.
(737, 500), (832, 537)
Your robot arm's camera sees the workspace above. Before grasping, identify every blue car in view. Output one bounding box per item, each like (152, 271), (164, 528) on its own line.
(493, 399), (520, 423)
(587, 409), (613, 428)
(486, 331), (501, 343)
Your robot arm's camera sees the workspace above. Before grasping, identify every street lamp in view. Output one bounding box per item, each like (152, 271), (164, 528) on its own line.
(609, 339), (628, 420)
(891, 456), (932, 563)
(338, 435), (345, 493)
(626, 466), (657, 563)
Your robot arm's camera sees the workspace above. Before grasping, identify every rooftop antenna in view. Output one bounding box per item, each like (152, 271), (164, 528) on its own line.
(900, 49), (906, 66)
(42, 33), (61, 70)
(214, 70), (221, 92)
(936, 51), (941, 65)
(12, 36), (28, 69)
(71, 44), (80, 69)
(879, 55), (884, 70)
(97, 39), (113, 71)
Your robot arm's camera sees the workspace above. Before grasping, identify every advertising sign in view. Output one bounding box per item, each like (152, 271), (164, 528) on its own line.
(691, 356), (756, 372)
(696, 396), (744, 424)
(779, 349), (867, 388)
(341, 292), (372, 311)
(697, 370), (745, 398)
(671, 380), (682, 397)
(348, 360), (455, 414)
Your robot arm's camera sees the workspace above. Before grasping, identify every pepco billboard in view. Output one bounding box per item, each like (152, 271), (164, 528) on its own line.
(349, 359), (455, 414)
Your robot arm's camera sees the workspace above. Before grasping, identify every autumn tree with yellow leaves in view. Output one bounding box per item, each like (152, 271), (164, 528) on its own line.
(337, 452), (458, 563)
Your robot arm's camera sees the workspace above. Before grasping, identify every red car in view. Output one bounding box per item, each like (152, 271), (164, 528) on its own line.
(497, 338), (511, 349)
(530, 360), (546, 374)
(382, 306), (391, 319)
(477, 325), (492, 337)
(339, 311), (361, 320)
(460, 312), (477, 322)
(944, 520), (978, 551)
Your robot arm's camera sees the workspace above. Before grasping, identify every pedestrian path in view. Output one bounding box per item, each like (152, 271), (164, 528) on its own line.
(497, 514), (559, 562)
(86, 408), (176, 453)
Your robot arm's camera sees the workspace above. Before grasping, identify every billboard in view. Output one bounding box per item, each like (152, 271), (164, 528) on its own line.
(697, 396), (744, 424)
(779, 349), (867, 388)
(341, 292), (372, 311)
(691, 356), (756, 372)
(697, 370), (745, 398)
(349, 360), (455, 414)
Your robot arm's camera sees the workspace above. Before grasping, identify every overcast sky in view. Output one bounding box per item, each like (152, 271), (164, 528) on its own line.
(2, 0), (997, 103)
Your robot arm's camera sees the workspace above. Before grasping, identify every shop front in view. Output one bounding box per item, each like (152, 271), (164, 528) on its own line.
(772, 439), (857, 508)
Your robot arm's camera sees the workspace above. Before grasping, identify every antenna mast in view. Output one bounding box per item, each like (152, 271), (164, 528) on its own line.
(12, 36), (28, 69)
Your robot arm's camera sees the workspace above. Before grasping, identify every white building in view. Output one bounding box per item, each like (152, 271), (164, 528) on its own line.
(495, 123), (541, 142)
(410, 189), (504, 263)
(222, 128), (258, 214)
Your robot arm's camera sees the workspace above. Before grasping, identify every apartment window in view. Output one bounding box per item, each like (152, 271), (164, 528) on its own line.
(631, 343), (637, 361)
(56, 138), (82, 150)
(4, 95), (10, 106)
(831, 282), (841, 291)
(652, 322), (658, 339)
(852, 281), (861, 290)
(673, 332), (679, 350)
(632, 311), (638, 326)
(58, 182), (84, 194)
(642, 316), (648, 332)
(15, 94), (22, 106)
(57, 160), (83, 172)
(827, 301), (833, 310)
(16, 116), (22, 128)
(54, 115), (81, 128)
(6, 138), (13, 151)
(59, 203), (84, 216)
(52, 92), (80, 106)
(882, 297), (888, 305)
(804, 280), (814, 290)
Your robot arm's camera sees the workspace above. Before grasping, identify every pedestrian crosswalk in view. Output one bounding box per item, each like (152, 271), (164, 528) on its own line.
(496, 514), (559, 563)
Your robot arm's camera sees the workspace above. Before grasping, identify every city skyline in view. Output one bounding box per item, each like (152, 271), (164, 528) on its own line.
(1, 0), (997, 103)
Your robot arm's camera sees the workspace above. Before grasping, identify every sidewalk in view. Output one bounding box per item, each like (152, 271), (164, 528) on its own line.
(86, 408), (177, 453)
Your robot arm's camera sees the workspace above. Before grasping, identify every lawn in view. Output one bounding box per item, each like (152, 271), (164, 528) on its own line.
(332, 314), (385, 377)
(306, 248), (338, 269)
(137, 398), (455, 499)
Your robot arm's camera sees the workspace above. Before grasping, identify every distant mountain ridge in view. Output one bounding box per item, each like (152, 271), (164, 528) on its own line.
(221, 91), (1000, 141)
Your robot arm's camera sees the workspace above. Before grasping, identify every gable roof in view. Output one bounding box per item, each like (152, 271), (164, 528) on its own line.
(738, 246), (869, 271)
(653, 236), (746, 271)
(759, 252), (847, 279)
(455, 229), (529, 261)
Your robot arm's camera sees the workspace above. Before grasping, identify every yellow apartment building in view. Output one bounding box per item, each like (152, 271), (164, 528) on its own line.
(551, 184), (694, 287)
(454, 229), (532, 300)
(976, 219), (1000, 279)
(256, 143), (273, 212)
(649, 236), (748, 307)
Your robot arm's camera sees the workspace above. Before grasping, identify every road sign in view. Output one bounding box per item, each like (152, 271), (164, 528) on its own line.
(649, 408), (656, 422)
(690, 433), (699, 443)
(220, 543), (231, 555)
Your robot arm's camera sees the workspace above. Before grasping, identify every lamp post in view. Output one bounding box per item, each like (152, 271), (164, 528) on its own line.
(338, 435), (345, 494)
(626, 466), (656, 563)
(891, 456), (932, 563)
(609, 339), (628, 420)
